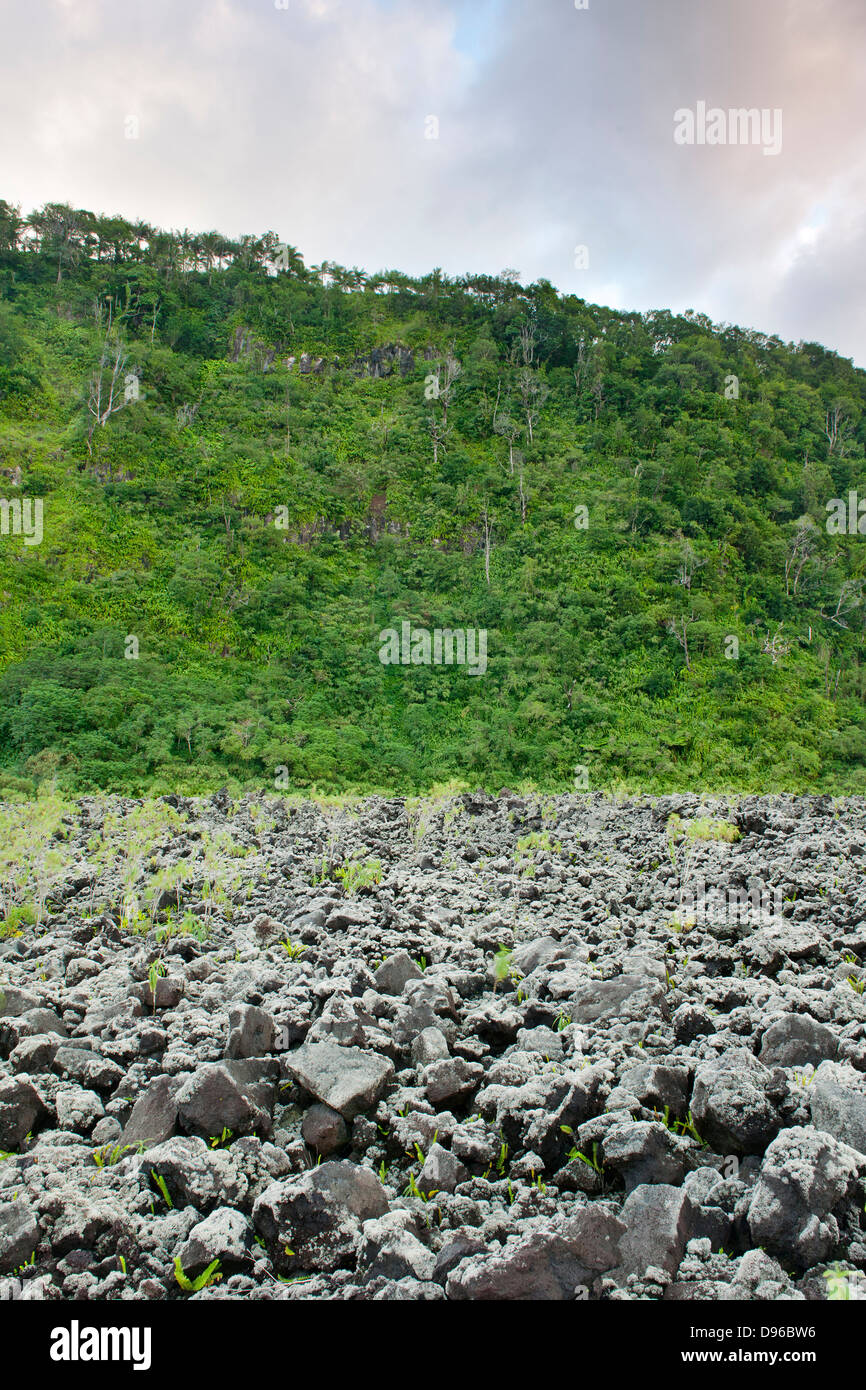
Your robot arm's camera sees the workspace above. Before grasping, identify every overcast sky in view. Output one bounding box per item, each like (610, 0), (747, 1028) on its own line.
(2, 0), (865, 364)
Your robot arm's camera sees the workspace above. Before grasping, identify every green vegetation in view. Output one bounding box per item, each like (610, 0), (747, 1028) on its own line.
(1, 199), (865, 796)
(279, 936), (306, 960)
(492, 944), (521, 993)
(333, 856), (382, 895)
(150, 1169), (174, 1208)
(173, 1256), (223, 1292)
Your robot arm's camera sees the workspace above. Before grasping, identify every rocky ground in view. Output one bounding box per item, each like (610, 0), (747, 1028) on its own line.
(1, 789), (866, 1302)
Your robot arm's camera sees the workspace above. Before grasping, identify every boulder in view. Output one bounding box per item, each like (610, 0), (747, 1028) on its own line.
(747, 1126), (862, 1269)
(285, 1039), (394, 1120)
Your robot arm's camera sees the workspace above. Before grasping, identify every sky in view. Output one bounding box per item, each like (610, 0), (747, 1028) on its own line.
(1, 0), (865, 364)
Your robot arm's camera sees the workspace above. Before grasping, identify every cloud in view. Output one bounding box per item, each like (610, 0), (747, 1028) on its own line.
(0, 0), (863, 363)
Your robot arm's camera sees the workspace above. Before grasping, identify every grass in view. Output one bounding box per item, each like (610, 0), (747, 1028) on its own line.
(93, 1141), (144, 1168)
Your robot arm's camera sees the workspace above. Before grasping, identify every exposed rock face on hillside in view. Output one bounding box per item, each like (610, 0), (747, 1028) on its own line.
(1, 791), (865, 1301)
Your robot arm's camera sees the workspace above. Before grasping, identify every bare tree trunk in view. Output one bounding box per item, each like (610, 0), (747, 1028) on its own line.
(481, 505), (493, 586)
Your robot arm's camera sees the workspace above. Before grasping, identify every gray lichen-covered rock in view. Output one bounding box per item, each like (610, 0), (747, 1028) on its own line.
(617, 1183), (695, 1279)
(144, 1136), (247, 1210)
(417, 1142), (468, 1196)
(301, 1102), (348, 1155)
(253, 1161), (388, 1273)
(571, 974), (666, 1025)
(175, 1063), (270, 1139)
(690, 1050), (780, 1154)
(759, 1014), (839, 1068)
(747, 1126), (863, 1268)
(0, 1077), (49, 1149)
(0, 1198), (39, 1274)
(373, 952), (423, 996)
(226, 1004), (275, 1060)
(176, 1207), (253, 1273)
(601, 1120), (689, 1193)
(120, 1075), (182, 1148)
(447, 1208), (625, 1300)
(808, 1060), (866, 1156)
(285, 1039), (394, 1119)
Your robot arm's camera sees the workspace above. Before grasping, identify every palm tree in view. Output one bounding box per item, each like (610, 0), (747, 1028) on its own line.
(199, 231), (223, 282)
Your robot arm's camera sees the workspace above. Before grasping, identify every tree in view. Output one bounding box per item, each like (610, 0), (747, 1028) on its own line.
(86, 334), (130, 455)
(0, 200), (23, 254)
(514, 323), (549, 443)
(784, 516), (818, 596)
(480, 503), (494, 586)
(667, 612), (695, 670)
(27, 202), (87, 283)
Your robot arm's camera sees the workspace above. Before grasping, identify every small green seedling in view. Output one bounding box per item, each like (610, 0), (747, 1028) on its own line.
(147, 959), (167, 1012)
(150, 1170), (174, 1208)
(280, 937), (306, 960)
(173, 1257), (223, 1292)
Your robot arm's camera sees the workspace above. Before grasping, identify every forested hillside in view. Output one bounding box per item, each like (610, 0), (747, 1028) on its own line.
(0, 199), (864, 796)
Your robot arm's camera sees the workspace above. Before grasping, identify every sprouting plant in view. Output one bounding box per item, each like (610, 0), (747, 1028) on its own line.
(415, 955), (427, 972)
(555, 1011), (572, 1031)
(531, 1173), (547, 1193)
(147, 958), (167, 1012)
(847, 975), (865, 995)
(378, 1160), (387, 1183)
(334, 857), (382, 896)
(567, 1140), (603, 1173)
(118, 1255), (127, 1276)
(496, 1141), (508, 1175)
(514, 830), (562, 878)
(150, 1170), (174, 1208)
(14, 1251), (36, 1274)
(492, 945), (522, 993)
(673, 1111), (707, 1147)
(93, 1141), (142, 1168)
(279, 937), (306, 961)
(403, 1172), (433, 1201)
(506, 1180), (515, 1205)
(209, 1127), (233, 1149)
(173, 1257), (223, 1292)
